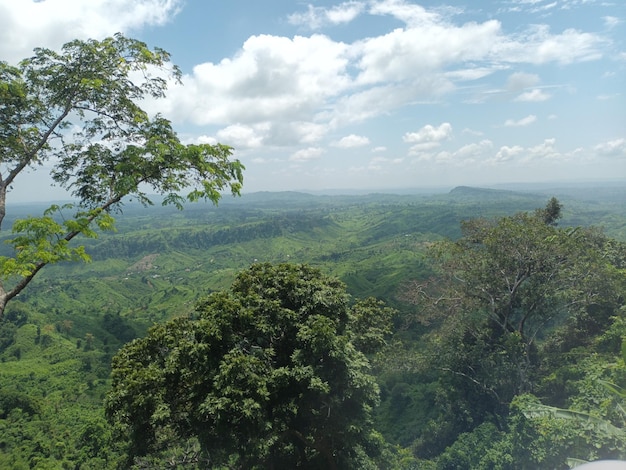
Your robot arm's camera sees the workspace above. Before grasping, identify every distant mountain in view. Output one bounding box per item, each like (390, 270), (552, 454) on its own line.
(224, 191), (320, 206)
(449, 186), (531, 197)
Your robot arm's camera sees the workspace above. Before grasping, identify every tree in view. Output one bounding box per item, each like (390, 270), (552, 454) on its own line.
(106, 263), (392, 469)
(536, 196), (562, 226)
(407, 200), (623, 412)
(0, 34), (244, 319)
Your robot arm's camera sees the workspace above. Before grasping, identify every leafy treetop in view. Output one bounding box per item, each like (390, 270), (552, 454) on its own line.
(106, 263), (394, 469)
(0, 34), (244, 319)
(405, 199), (624, 411)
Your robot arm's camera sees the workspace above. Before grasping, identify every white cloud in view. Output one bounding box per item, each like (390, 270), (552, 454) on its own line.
(422, 140), (494, 166)
(404, 123), (453, 156)
(6, 1), (606, 146)
(326, 78), (454, 129)
(404, 123), (452, 144)
(462, 128), (484, 136)
(0, 0), (182, 63)
(455, 140), (493, 159)
(504, 115), (537, 127)
(506, 72), (540, 91)
(493, 25), (606, 64)
(603, 16), (620, 29)
(525, 138), (560, 161)
(487, 138), (581, 167)
(164, 33), (351, 127)
(597, 93), (621, 101)
(216, 124), (265, 149)
(288, 1), (365, 29)
(195, 135), (218, 145)
(289, 147), (325, 162)
(445, 68), (496, 82)
(515, 89), (551, 102)
(595, 138), (626, 157)
(327, 2), (366, 24)
(492, 145), (525, 163)
(262, 122), (328, 146)
(368, 0), (443, 27)
(1, 0), (616, 184)
(332, 134), (371, 148)
(354, 19), (502, 85)
(407, 141), (444, 153)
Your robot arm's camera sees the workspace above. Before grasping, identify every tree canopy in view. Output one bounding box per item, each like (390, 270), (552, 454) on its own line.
(0, 34), (244, 319)
(406, 200), (625, 424)
(106, 263), (394, 469)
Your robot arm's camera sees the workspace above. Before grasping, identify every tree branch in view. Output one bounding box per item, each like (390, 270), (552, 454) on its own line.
(3, 193), (123, 306)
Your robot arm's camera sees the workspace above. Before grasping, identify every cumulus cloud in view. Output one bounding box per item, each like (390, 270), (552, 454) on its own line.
(288, 1), (365, 29)
(493, 25), (606, 64)
(194, 135), (218, 145)
(164, 33), (352, 126)
(353, 19), (502, 85)
(216, 124), (265, 149)
(326, 79), (454, 128)
(490, 139), (563, 164)
(504, 115), (537, 127)
(595, 138), (626, 157)
(419, 140), (492, 166)
(455, 140), (493, 159)
(515, 89), (551, 102)
(492, 145), (525, 163)
(0, 0), (182, 63)
(525, 138), (561, 161)
(369, 0), (443, 27)
(332, 134), (371, 148)
(404, 123), (453, 155)
(289, 147), (325, 162)
(404, 123), (452, 144)
(1, 0), (615, 178)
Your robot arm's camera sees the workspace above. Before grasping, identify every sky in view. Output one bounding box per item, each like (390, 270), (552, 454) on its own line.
(1, 0), (625, 201)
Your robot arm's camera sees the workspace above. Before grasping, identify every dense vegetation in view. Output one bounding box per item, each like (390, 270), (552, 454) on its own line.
(0, 186), (625, 468)
(107, 263), (395, 469)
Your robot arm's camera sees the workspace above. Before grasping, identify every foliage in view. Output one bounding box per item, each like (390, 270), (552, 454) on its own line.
(106, 263), (394, 468)
(349, 297), (396, 354)
(0, 34), (244, 318)
(0, 191), (624, 467)
(408, 202), (624, 408)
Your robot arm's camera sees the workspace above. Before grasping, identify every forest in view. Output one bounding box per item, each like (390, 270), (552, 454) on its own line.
(0, 185), (625, 469)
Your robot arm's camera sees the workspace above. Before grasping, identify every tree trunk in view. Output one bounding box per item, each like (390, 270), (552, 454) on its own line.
(0, 287), (7, 322)
(0, 182), (6, 230)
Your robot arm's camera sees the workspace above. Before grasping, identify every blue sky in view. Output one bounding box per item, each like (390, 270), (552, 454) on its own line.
(1, 0), (624, 201)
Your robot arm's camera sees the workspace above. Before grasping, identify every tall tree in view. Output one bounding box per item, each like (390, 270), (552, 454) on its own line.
(407, 201), (623, 412)
(535, 196), (562, 225)
(106, 263), (392, 469)
(0, 34), (244, 319)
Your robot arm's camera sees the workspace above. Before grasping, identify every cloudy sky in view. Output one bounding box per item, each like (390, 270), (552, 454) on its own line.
(1, 0), (625, 200)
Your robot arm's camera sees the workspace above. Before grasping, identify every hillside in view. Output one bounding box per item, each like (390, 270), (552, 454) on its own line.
(0, 187), (625, 468)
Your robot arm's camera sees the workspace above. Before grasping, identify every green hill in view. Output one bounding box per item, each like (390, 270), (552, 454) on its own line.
(0, 187), (624, 468)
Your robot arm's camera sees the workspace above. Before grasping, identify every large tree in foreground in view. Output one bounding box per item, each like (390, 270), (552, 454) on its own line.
(106, 263), (393, 469)
(0, 34), (244, 319)
(407, 201), (624, 414)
